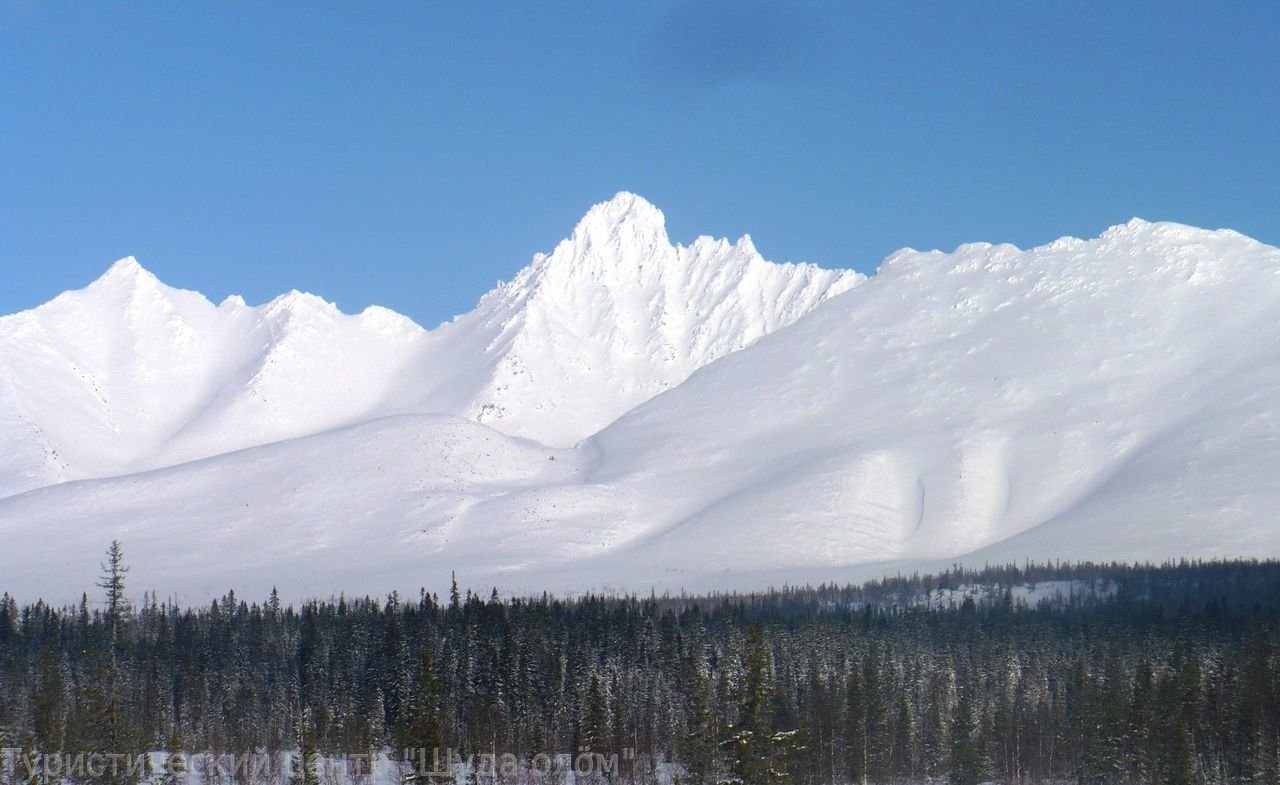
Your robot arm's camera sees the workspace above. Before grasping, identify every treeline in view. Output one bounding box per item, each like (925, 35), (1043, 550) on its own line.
(1, 554), (1279, 785)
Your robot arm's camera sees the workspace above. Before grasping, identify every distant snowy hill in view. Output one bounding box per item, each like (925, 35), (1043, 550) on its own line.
(2, 202), (1279, 602)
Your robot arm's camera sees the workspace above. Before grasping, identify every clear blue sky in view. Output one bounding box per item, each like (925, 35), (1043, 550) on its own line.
(3, 1), (1277, 326)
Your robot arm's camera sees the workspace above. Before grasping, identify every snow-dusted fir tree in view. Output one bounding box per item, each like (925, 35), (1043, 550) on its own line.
(75, 541), (147, 785)
(290, 709), (319, 785)
(681, 635), (718, 785)
(165, 727), (186, 785)
(401, 648), (449, 784)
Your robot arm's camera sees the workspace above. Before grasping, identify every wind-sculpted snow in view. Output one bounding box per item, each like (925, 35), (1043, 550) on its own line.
(2, 208), (1279, 602)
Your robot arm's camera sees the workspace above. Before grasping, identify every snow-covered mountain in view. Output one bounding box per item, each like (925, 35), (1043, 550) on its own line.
(2, 204), (1279, 603)
(575, 219), (1280, 584)
(0, 259), (430, 494)
(0, 193), (860, 496)
(398, 192), (862, 444)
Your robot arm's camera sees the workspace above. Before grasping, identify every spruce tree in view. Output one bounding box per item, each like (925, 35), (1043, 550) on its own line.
(682, 650), (718, 785)
(32, 648), (65, 756)
(725, 627), (775, 785)
(290, 710), (319, 785)
(165, 728), (186, 785)
(402, 649), (449, 783)
(949, 687), (983, 785)
(1162, 717), (1197, 785)
(580, 670), (612, 756)
(82, 541), (144, 785)
(843, 665), (865, 785)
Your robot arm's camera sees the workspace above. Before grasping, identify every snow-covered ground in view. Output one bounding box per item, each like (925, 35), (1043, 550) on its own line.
(2, 195), (1279, 603)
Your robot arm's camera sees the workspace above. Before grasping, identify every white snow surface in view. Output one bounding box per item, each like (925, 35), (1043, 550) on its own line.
(2, 199), (1279, 603)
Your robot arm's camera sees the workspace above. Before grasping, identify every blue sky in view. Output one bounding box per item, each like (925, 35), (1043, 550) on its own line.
(2, 1), (1277, 326)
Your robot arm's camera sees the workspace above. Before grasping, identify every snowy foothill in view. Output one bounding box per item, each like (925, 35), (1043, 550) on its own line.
(2, 194), (1279, 602)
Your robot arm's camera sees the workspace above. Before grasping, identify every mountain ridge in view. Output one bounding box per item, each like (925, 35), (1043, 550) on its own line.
(0, 192), (859, 494)
(3, 199), (1278, 602)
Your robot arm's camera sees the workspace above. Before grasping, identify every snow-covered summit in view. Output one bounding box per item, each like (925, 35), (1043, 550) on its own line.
(95, 255), (152, 283)
(567, 191), (669, 249)
(73, 255), (185, 311)
(417, 192), (863, 443)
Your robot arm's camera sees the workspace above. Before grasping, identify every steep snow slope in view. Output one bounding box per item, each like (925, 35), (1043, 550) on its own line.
(571, 220), (1280, 581)
(3, 218), (1278, 602)
(0, 194), (857, 496)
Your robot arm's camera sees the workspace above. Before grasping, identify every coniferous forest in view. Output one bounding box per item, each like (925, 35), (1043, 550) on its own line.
(2, 553), (1280, 785)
